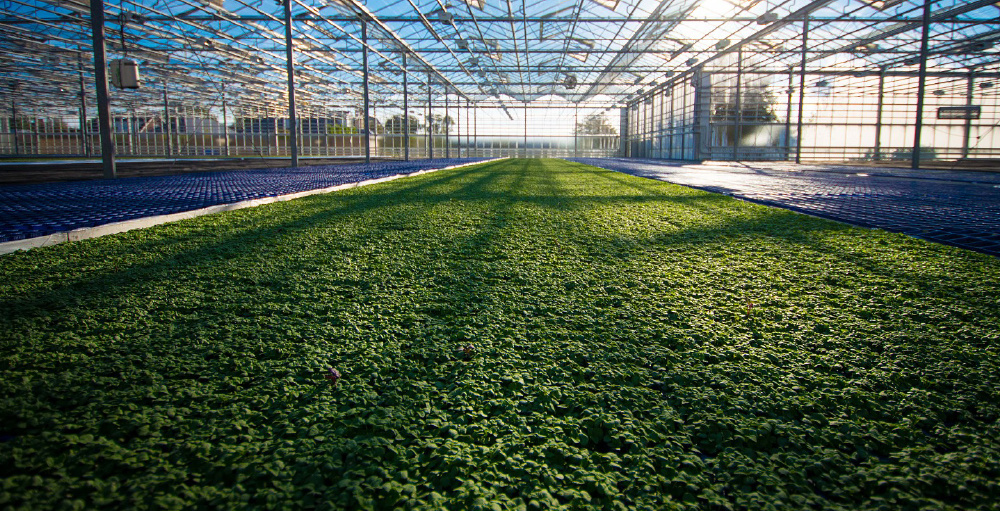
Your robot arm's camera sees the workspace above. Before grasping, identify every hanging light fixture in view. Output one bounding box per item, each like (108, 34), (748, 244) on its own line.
(757, 12), (779, 25)
(109, 12), (140, 89)
(430, 8), (455, 25)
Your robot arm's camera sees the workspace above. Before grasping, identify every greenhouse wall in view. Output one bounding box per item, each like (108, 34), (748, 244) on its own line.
(0, 101), (621, 160)
(624, 60), (1000, 164)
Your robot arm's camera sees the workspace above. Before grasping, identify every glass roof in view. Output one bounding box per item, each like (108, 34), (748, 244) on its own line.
(1, 0), (998, 112)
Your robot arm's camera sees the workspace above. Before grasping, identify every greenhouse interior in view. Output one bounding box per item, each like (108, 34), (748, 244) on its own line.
(0, 0), (997, 169)
(2, 1), (1000, 510)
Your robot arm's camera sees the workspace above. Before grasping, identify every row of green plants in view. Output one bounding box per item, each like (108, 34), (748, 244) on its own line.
(1, 159), (998, 509)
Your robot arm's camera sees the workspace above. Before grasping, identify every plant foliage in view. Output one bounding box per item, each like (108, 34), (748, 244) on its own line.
(1, 159), (998, 510)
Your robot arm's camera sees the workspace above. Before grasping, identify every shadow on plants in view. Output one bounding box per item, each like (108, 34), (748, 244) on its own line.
(0, 162), (504, 320)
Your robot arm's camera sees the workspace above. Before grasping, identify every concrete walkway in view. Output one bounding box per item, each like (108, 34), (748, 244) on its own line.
(570, 158), (1000, 257)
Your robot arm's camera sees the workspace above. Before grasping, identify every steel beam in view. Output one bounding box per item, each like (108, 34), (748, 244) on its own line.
(9, 15), (995, 24)
(799, 0), (1000, 69)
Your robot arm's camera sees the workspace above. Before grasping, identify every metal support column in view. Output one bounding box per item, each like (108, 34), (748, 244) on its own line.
(694, 69), (711, 160)
(403, 53), (409, 161)
(11, 99), (18, 156)
(668, 87), (675, 159)
(574, 104), (579, 157)
(649, 95), (654, 157)
(912, 0), (932, 170)
(222, 90), (230, 157)
(444, 90), (450, 159)
(361, 22), (370, 164)
(659, 89), (666, 158)
(643, 96), (649, 157)
(523, 103), (528, 158)
(163, 82), (172, 157)
(283, 0), (298, 166)
(620, 107), (629, 157)
(126, 107), (134, 155)
(78, 55), (89, 156)
(874, 68), (885, 160)
(89, 0), (116, 178)
(680, 80), (687, 159)
(427, 74), (433, 159)
(962, 71), (974, 159)
(795, 18), (809, 164)
(734, 47), (742, 161)
(473, 104), (477, 157)
(784, 69), (793, 159)
(638, 99), (644, 157)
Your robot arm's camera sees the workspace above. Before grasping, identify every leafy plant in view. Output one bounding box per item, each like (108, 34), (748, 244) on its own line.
(1, 159), (998, 510)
